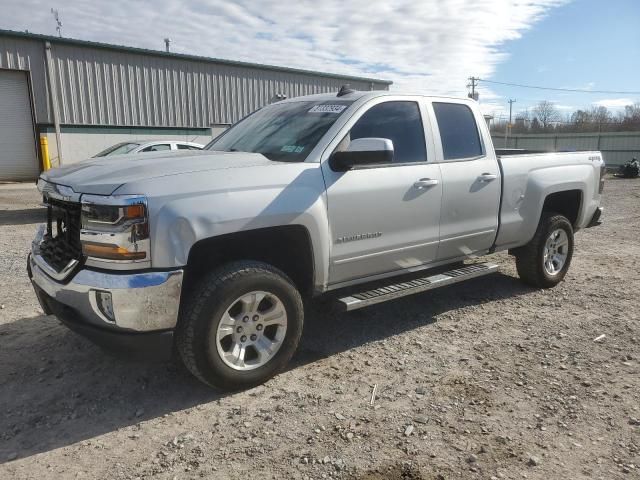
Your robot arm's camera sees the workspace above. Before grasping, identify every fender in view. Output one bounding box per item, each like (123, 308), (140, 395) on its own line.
(115, 162), (331, 291)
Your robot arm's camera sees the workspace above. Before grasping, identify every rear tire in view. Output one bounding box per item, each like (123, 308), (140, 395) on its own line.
(515, 213), (574, 288)
(176, 261), (304, 391)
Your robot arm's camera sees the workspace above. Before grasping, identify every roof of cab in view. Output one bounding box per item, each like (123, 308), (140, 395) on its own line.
(277, 89), (473, 104)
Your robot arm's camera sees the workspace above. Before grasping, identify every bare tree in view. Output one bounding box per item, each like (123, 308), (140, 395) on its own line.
(530, 117), (542, 132)
(571, 109), (591, 125)
(532, 101), (560, 130)
(490, 101), (640, 135)
(589, 106), (612, 126)
(570, 109), (595, 132)
(620, 103), (640, 125)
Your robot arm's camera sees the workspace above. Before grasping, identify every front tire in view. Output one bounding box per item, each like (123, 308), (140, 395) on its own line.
(515, 213), (574, 288)
(176, 261), (304, 390)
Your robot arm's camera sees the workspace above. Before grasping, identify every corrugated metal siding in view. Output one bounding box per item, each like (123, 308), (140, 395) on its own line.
(0, 34), (389, 128)
(50, 43), (384, 126)
(492, 132), (640, 166)
(0, 36), (50, 123)
(555, 135), (598, 151)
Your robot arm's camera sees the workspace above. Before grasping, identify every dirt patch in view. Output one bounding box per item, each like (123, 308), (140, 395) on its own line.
(356, 463), (426, 479)
(1, 178), (639, 479)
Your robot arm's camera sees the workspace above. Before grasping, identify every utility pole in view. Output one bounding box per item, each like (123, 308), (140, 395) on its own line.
(508, 99), (516, 125)
(51, 8), (62, 37)
(505, 98), (516, 146)
(467, 77), (479, 101)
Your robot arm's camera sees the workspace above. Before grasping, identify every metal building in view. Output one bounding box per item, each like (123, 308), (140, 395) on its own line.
(0, 29), (391, 180)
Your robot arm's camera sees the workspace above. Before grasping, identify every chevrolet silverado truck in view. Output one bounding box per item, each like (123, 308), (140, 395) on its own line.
(28, 88), (605, 390)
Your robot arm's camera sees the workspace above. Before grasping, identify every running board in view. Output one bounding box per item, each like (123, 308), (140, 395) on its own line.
(336, 262), (499, 311)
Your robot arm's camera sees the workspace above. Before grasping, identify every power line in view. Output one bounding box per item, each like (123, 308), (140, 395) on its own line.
(477, 78), (640, 95)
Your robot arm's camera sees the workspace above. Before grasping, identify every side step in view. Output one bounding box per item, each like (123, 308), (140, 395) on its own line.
(336, 262), (499, 311)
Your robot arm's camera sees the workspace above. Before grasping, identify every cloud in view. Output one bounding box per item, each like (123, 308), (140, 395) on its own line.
(593, 98), (636, 109)
(1, 0), (566, 98)
(562, 81), (595, 91)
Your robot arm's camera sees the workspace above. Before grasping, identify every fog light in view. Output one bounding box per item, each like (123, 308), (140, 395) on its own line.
(95, 291), (115, 322)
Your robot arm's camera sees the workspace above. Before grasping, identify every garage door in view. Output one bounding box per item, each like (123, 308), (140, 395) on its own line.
(0, 70), (38, 180)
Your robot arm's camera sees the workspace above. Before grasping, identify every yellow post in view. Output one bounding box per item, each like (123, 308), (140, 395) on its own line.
(40, 135), (51, 171)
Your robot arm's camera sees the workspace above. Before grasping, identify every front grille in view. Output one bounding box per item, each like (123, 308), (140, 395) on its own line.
(39, 198), (83, 272)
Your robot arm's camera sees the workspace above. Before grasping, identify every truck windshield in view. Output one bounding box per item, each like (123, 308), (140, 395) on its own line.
(206, 100), (354, 162)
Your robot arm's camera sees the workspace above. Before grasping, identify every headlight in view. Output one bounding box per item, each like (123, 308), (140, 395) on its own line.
(80, 195), (150, 263)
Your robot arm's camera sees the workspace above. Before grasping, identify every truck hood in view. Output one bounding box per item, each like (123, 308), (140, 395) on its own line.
(40, 150), (275, 196)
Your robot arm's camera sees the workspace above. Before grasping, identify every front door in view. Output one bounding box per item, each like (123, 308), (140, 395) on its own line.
(322, 100), (442, 285)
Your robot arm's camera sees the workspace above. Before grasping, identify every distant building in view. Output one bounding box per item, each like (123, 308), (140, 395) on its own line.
(0, 29), (391, 180)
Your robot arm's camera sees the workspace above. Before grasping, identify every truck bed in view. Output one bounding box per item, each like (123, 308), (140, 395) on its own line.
(494, 150), (603, 250)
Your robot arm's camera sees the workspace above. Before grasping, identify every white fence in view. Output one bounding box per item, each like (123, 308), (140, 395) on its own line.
(492, 131), (640, 166)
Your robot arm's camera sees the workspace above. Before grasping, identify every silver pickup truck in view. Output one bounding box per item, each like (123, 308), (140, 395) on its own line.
(29, 89), (605, 390)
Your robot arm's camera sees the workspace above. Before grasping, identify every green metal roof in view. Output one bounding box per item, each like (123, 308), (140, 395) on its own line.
(0, 29), (392, 86)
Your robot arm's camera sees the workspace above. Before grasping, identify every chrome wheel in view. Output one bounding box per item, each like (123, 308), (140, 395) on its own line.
(213, 291), (287, 371)
(543, 229), (569, 276)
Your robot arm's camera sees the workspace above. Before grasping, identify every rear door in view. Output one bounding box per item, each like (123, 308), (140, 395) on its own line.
(321, 98), (442, 285)
(428, 101), (501, 260)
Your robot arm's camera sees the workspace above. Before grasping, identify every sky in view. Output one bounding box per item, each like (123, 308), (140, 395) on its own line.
(1, 0), (638, 119)
(482, 0), (640, 120)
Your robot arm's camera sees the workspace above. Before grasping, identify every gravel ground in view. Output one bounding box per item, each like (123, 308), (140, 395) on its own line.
(0, 178), (638, 480)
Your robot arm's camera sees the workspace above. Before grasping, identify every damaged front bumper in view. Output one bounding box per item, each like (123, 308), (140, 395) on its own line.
(28, 252), (183, 360)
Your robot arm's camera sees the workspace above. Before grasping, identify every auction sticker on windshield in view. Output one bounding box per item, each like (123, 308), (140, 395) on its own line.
(281, 145), (305, 153)
(308, 104), (348, 114)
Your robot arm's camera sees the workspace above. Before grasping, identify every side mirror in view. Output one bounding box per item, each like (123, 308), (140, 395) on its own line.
(329, 138), (394, 171)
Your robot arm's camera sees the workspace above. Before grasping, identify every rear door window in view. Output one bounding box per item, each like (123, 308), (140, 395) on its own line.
(142, 144), (171, 152)
(433, 102), (483, 160)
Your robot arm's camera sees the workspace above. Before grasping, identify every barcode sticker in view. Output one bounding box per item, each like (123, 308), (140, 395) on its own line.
(308, 104), (348, 114)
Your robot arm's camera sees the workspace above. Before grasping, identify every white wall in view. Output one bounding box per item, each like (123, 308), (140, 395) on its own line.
(43, 127), (228, 167)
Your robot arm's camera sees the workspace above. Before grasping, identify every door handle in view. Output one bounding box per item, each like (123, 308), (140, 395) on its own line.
(413, 178), (439, 189)
(478, 173), (498, 182)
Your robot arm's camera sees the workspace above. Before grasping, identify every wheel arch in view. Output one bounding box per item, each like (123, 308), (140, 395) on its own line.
(514, 186), (584, 249)
(541, 189), (583, 227)
(183, 225), (316, 298)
